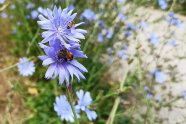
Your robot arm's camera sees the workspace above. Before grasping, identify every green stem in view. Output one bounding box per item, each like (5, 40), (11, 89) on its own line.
(107, 67), (129, 124)
(66, 86), (79, 124)
(0, 63), (19, 73)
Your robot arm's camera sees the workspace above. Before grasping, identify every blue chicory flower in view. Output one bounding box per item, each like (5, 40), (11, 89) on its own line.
(38, 7), (47, 17)
(117, 13), (127, 22)
(11, 4), (16, 9)
(31, 10), (39, 19)
(118, 50), (127, 60)
(0, 0), (5, 4)
(38, 39), (88, 86)
(54, 95), (79, 122)
(146, 93), (153, 99)
(1, 12), (7, 18)
(182, 91), (186, 99)
(158, 0), (167, 10)
(124, 30), (132, 37)
(17, 21), (21, 26)
(139, 20), (148, 29)
(149, 33), (159, 45)
(37, 6), (87, 44)
(168, 40), (177, 46)
(68, 3), (75, 10)
(166, 12), (184, 29)
(26, 3), (35, 9)
(98, 33), (104, 42)
(106, 29), (113, 39)
(75, 90), (97, 121)
(17, 57), (35, 76)
(153, 70), (165, 83)
(80, 9), (96, 21)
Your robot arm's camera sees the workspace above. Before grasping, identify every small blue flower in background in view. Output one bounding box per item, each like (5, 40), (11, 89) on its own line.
(108, 59), (113, 65)
(149, 33), (159, 45)
(31, 10), (39, 19)
(11, 4), (16, 9)
(1, 12), (7, 18)
(124, 30), (132, 37)
(38, 6), (87, 44)
(123, 44), (128, 51)
(106, 29), (113, 39)
(54, 95), (79, 122)
(158, 0), (167, 10)
(117, 0), (126, 3)
(166, 12), (184, 29)
(68, 3), (75, 10)
(38, 39), (88, 86)
(26, 15), (30, 19)
(153, 70), (165, 83)
(156, 96), (161, 102)
(80, 9), (96, 21)
(10, 15), (14, 19)
(75, 90), (97, 121)
(172, 19), (184, 29)
(98, 33), (104, 42)
(17, 21), (21, 26)
(127, 23), (137, 31)
(146, 93), (153, 99)
(18, 57), (35, 77)
(182, 91), (186, 99)
(98, 20), (106, 28)
(118, 50), (127, 60)
(139, 20), (148, 29)
(117, 13), (127, 22)
(0, 0), (5, 4)
(26, 3), (35, 9)
(12, 30), (17, 34)
(144, 86), (151, 91)
(168, 40), (177, 46)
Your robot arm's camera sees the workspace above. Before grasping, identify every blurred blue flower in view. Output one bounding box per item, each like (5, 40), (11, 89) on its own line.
(153, 70), (165, 83)
(98, 33), (104, 42)
(98, 20), (105, 28)
(54, 95), (79, 122)
(123, 44), (128, 51)
(124, 30), (132, 37)
(80, 9), (96, 21)
(68, 3), (75, 10)
(75, 90), (97, 121)
(139, 20), (148, 29)
(38, 6), (87, 44)
(26, 3), (35, 9)
(149, 33), (159, 45)
(146, 93), (153, 99)
(12, 30), (17, 34)
(106, 29), (113, 39)
(18, 57), (35, 77)
(156, 96), (161, 101)
(38, 39), (88, 86)
(26, 15), (30, 19)
(0, 0), (5, 4)
(117, 13), (127, 22)
(11, 4), (16, 9)
(172, 19), (184, 29)
(31, 10), (39, 19)
(182, 91), (186, 99)
(127, 23), (137, 30)
(117, 0), (126, 3)
(10, 15), (14, 19)
(168, 40), (177, 46)
(158, 0), (167, 10)
(108, 59), (113, 65)
(17, 21), (21, 26)
(1, 12), (7, 18)
(118, 50), (127, 60)
(166, 12), (184, 29)
(144, 86), (151, 91)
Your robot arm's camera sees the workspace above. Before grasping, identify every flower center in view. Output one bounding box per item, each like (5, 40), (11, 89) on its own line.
(58, 27), (63, 33)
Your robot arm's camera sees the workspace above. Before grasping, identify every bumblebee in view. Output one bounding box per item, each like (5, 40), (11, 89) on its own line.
(57, 46), (73, 61)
